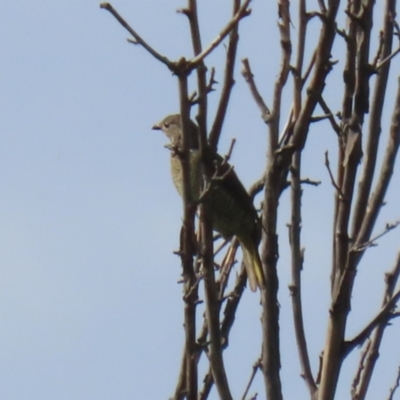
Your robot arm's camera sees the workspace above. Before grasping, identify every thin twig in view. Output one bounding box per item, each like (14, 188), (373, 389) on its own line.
(317, 95), (341, 135)
(290, 5), (313, 385)
(100, 3), (175, 70)
(310, 114), (336, 123)
(371, 30), (385, 69)
(344, 289), (400, 356)
(290, 3), (318, 381)
(301, 50), (316, 87)
(225, 138), (237, 162)
(209, 0), (241, 151)
(376, 47), (400, 70)
(388, 366), (400, 400)
(241, 58), (272, 123)
(324, 151), (345, 198)
(300, 178), (321, 186)
(352, 251), (400, 399)
(288, 151), (317, 396)
(353, 75), (400, 267)
(352, 220), (400, 252)
(351, 341), (371, 400)
(350, 0), (397, 243)
(189, 68), (217, 106)
(189, 0), (252, 69)
(185, 0), (208, 152)
(241, 357), (262, 400)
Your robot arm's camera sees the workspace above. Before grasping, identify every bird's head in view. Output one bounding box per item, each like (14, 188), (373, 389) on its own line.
(152, 114), (199, 150)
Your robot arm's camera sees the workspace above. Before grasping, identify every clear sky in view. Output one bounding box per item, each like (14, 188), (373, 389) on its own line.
(0, 1), (399, 399)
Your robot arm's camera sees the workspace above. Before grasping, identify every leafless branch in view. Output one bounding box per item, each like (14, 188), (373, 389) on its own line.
(305, 0), (357, 397)
(290, 3), (314, 384)
(353, 75), (400, 267)
(324, 151), (344, 198)
(376, 47), (400, 70)
(198, 366), (213, 400)
(210, 0), (241, 151)
(100, 3), (175, 70)
(310, 114), (336, 123)
(317, 0), (327, 14)
(351, 341), (371, 400)
(224, 138), (236, 162)
(351, 0), (397, 240)
(198, 261), (248, 398)
(289, 4), (318, 384)
(317, 96), (341, 135)
(351, 251), (400, 400)
(288, 152), (318, 396)
(301, 50), (316, 87)
(199, 202), (233, 400)
(188, 0), (252, 69)
(241, 58), (271, 124)
(344, 289), (400, 356)
(185, 0), (208, 151)
(178, 74), (200, 400)
(371, 30), (385, 69)
(259, 2), (292, 399)
(196, 174), (264, 399)
(189, 68), (217, 106)
(352, 220), (400, 252)
(300, 178), (322, 186)
(387, 366), (400, 400)
(241, 357), (262, 400)
(172, 350), (187, 400)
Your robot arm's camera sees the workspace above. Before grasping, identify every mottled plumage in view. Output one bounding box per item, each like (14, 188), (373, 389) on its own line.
(152, 114), (265, 291)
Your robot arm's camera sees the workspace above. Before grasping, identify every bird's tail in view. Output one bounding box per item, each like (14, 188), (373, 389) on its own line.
(240, 240), (265, 292)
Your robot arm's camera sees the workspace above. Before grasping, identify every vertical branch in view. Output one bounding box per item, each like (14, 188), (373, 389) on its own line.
(331, 0), (361, 298)
(288, 1), (317, 397)
(352, 252), (400, 400)
(353, 74), (400, 263)
(289, 152), (317, 396)
(320, 14), (400, 400)
(178, 71), (199, 400)
(260, 1), (291, 399)
(199, 199), (233, 400)
(186, 0), (208, 145)
(317, 3), (364, 399)
(353, 0), (374, 124)
(351, 0), (396, 237)
(341, 0), (360, 121)
(185, 2), (235, 398)
(387, 366), (400, 400)
(333, 0), (374, 291)
(209, 0), (240, 151)
(172, 351), (187, 400)
(268, 0), (292, 148)
(289, 0), (340, 152)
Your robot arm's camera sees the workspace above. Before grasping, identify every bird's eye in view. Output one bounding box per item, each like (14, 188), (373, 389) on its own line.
(163, 122), (170, 129)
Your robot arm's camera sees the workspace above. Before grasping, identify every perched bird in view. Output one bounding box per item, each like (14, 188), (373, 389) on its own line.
(152, 114), (265, 291)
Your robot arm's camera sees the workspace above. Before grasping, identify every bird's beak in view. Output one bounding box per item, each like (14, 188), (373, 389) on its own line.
(152, 123), (161, 130)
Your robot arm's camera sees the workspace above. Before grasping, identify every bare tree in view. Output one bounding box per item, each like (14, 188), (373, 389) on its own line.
(101, 1), (400, 399)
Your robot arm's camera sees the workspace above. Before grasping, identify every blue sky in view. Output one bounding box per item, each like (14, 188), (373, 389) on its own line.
(0, 1), (399, 399)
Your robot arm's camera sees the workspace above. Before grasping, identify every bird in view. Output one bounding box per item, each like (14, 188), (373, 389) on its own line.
(152, 114), (265, 292)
